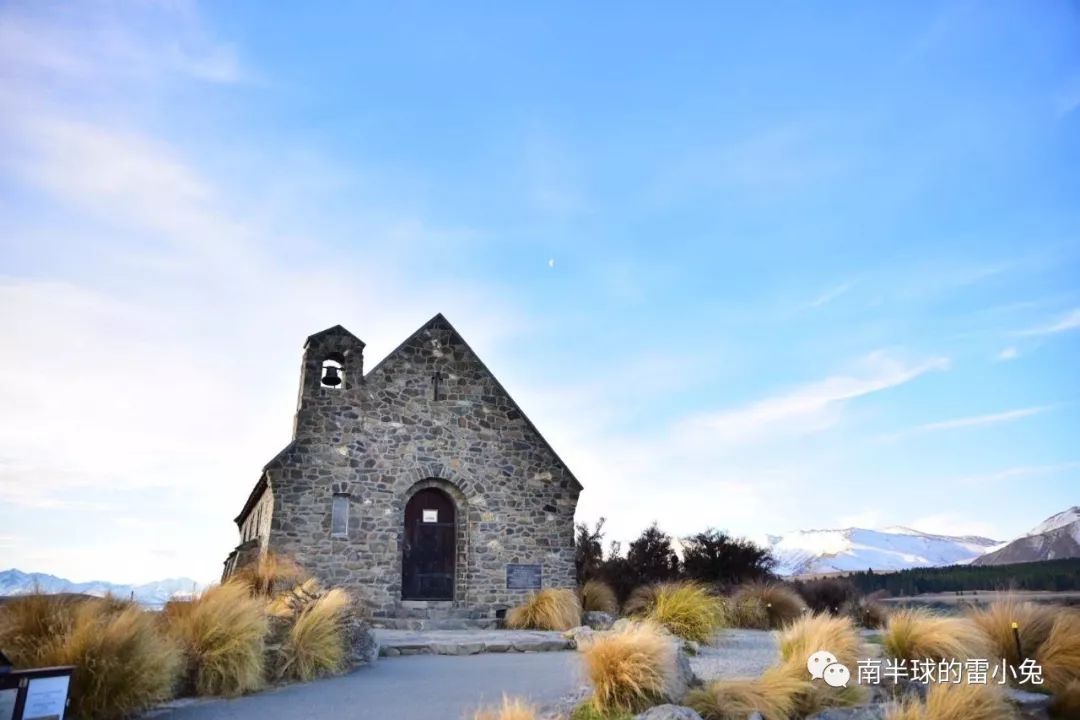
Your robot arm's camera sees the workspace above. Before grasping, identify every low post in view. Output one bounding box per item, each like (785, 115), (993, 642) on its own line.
(1011, 621), (1024, 663)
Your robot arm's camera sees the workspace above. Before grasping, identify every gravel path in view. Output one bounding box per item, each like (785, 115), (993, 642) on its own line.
(690, 629), (779, 680)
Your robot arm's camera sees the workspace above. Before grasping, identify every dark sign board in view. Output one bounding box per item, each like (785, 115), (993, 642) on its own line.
(0, 665), (74, 720)
(506, 563), (542, 590)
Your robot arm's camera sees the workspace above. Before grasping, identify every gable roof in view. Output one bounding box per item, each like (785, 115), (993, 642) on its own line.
(367, 313), (583, 492)
(305, 324), (365, 348)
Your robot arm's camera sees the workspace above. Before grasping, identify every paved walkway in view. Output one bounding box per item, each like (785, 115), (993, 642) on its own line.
(149, 652), (584, 720)
(375, 628), (572, 656)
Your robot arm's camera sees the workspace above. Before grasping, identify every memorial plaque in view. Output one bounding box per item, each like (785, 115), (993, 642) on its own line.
(506, 563), (542, 590)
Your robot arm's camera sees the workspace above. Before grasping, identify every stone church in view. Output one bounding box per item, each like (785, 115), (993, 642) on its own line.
(223, 314), (581, 625)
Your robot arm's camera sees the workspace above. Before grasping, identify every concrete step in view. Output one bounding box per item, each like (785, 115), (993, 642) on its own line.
(371, 616), (500, 631)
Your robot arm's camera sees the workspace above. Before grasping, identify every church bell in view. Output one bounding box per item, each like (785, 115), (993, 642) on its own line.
(322, 366), (342, 387)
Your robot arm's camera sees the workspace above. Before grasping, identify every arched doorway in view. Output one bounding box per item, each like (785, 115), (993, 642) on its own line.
(402, 487), (456, 600)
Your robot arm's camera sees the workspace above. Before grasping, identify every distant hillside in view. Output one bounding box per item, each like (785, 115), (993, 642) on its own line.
(0, 569), (203, 608)
(760, 526), (1001, 575)
(973, 506), (1080, 566)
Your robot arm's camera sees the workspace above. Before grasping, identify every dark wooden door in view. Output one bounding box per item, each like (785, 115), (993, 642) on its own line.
(402, 488), (456, 600)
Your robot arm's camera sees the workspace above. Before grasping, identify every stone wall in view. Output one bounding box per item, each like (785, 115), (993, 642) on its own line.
(254, 316), (580, 618)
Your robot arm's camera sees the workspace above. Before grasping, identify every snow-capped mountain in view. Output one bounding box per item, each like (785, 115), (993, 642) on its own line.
(972, 506), (1080, 566)
(0, 569), (204, 608)
(760, 527), (1003, 576)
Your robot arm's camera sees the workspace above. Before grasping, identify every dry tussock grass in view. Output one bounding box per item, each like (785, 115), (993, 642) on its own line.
(580, 620), (675, 714)
(640, 582), (726, 643)
(473, 695), (539, 720)
(622, 584), (661, 617)
(885, 681), (1014, 720)
(0, 594), (180, 720)
(233, 552), (307, 597)
(580, 579), (619, 615)
(1036, 610), (1080, 694)
(776, 613), (867, 715)
(883, 608), (992, 663)
(967, 597), (1057, 670)
(686, 665), (807, 720)
(506, 588), (581, 631)
(166, 581), (268, 697)
(730, 582), (807, 630)
(275, 587), (350, 681)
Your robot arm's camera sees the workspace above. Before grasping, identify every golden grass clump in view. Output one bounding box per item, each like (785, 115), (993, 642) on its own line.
(274, 587), (351, 682)
(640, 582), (727, 643)
(1036, 610), (1080, 694)
(580, 579), (619, 615)
(506, 588), (581, 631)
(166, 581), (268, 697)
(967, 597), (1057, 670)
(686, 665), (807, 720)
(849, 598), (890, 629)
(882, 608), (992, 663)
(58, 600), (182, 720)
(730, 582), (807, 629)
(232, 552), (307, 597)
(776, 613), (866, 715)
(580, 620), (675, 714)
(474, 695), (540, 720)
(884, 680), (1014, 720)
(728, 593), (770, 630)
(0, 595), (180, 720)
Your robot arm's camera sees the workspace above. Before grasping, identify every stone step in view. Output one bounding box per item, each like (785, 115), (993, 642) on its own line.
(374, 629), (573, 656)
(371, 617), (499, 631)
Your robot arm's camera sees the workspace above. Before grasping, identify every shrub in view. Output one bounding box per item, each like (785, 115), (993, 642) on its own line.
(506, 588), (581, 631)
(882, 608), (992, 663)
(166, 581), (268, 697)
(577, 518), (607, 584)
(625, 523), (680, 585)
(580, 620), (675, 714)
(795, 578), (857, 615)
(681, 529), (776, 587)
(233, 552), (307, 597)
(580, 579), (619, 615)
(1036, 610), (1080, 694)
(966, 598), (1057, 673)
(728, 593), (769, 630)
(474, 696), (539, 720)
(885, 680), (1013, 720)
(730, 582), (807, 629)
(274, 587), (350, 682)
(685, 665), (806, 720)
(0, 595), (180, 720)
(638, 582), (726, 643)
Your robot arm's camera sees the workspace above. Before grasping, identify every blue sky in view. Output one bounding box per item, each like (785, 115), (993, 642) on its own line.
(1, 1), (1078, 583)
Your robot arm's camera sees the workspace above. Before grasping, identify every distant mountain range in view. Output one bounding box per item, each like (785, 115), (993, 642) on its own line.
(764, 506), (1080, 576)
(760, 527), (1003, 576)
(972, 506), (1080, 566)
(0, 569), (203, 608)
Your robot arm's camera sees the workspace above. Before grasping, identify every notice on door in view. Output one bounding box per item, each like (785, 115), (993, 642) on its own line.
(422, 509), (438, 523)
(506, 563), (542, 590)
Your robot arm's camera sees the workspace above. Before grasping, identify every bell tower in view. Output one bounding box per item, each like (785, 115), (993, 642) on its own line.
(293, 325), (366, 441)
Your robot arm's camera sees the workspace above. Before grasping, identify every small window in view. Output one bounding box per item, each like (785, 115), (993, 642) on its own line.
(331, 494), (349, 536)
(432, 371), (445, 401)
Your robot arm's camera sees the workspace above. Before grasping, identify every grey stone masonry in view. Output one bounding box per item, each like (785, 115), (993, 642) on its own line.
(224, 314), (582, 621)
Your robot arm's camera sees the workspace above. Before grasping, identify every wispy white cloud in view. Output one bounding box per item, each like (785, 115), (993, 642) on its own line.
(806, 282), (852, 310)
(679, 351), (950, 445)
(996, 346), (1019, 361)
(954, 462), (1080, 486)
(1018, 308), (1080, 336)
(883, 406), (1048, 441)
